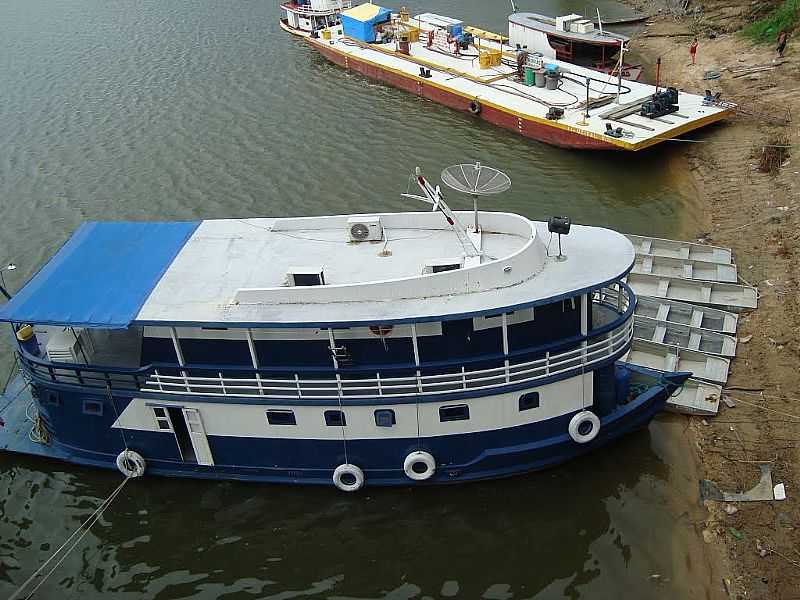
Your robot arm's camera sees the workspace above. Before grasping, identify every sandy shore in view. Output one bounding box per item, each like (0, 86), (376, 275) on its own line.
(619, 1), (799, 597)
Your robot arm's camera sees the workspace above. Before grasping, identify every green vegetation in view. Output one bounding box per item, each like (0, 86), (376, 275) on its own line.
(743, 0), (799, 43)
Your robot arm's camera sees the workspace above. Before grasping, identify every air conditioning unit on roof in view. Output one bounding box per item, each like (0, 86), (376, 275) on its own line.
(347, 216), (384, 242)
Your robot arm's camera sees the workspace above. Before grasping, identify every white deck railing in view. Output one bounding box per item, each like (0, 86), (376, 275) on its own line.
(142, 317), (633, 400)
(283, 1), (352, 16)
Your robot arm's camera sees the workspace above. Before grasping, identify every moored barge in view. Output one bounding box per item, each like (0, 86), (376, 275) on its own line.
(299, 4), (733, 151)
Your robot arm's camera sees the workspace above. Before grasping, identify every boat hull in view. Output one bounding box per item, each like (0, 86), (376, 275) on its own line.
(0, 365), (686, 487)
(308, 39), (621, 151)
(279, 18), (312, 38)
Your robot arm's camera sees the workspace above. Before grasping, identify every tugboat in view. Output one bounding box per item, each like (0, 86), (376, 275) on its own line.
(508, 11), (643, 81)
(0, 167), (688, 490)
(280, 0), (351, 37)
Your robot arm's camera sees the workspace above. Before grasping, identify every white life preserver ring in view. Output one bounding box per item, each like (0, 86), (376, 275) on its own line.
(116, 450), (146, 478)
(568, 411), (600, 444)
(403, 451), (436, 481)
(332, 463), (365, 492)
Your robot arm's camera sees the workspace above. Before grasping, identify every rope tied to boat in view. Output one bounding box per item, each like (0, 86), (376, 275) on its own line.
(7, 476), (133, 600)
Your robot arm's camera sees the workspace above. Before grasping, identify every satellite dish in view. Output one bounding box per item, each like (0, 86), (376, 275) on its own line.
(441, 162), (511, 232)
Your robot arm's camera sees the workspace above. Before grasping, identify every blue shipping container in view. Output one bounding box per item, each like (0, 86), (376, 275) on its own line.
(340, 5), (392, 43)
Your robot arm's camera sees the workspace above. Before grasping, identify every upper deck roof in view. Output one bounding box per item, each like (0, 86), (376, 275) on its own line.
(0, 211), (634, 329)
(509, 12), (629, 45)
(0, 221), (199, 328)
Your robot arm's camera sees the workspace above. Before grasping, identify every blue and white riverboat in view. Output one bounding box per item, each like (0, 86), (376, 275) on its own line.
(0, 170), (688, 490)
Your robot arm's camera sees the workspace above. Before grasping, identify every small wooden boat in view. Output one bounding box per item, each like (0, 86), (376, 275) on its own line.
(634, 296), (738, 334)
(625, 234), (732, 265)
(632, 254), (737, 283)
(634, 315), (737, 357)
(624, 339), (730, 384)
(626, 272), (757, 311)
(666, 379), (722, 416)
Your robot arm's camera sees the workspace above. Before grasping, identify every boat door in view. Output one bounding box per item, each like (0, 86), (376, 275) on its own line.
(182, 408), (215, 466)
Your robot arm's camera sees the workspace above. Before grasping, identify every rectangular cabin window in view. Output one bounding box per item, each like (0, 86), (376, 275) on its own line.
(374, 409), (396, 427)
(266, 410), (297, 426)
(519, 392), (541, 411)
(43, 390), (60, 406)
(439, 404), (470, 422)
(432, 264), (460, 273)
(292, 273), (324, 286)
(324, 410), (346, 427)
(152, 406), (172, 431)
(82, 400), (103, 416)
(287, 267), (326, 287)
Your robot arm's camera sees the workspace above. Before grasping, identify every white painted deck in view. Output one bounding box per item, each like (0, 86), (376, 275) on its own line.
(316, 17), (731, 149)
(135, 211), (634, 326)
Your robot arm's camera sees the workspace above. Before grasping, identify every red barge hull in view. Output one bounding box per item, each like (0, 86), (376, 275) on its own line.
(309, 38), (621, 151)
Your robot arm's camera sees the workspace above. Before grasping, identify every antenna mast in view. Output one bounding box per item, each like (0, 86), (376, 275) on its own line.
(401, 168), (480, 258)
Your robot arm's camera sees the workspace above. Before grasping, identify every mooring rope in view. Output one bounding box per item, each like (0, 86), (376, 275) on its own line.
(8, 476), (132, 600)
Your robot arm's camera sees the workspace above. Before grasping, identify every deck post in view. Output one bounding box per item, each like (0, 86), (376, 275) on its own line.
(245, 328), (259, 369)
(169, 327), (186, 368)
(501, 313), (510, 383)
(411, 323), (423, 392)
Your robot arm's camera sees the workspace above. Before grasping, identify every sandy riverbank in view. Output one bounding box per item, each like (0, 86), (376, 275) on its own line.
(620, 1), (800, 597)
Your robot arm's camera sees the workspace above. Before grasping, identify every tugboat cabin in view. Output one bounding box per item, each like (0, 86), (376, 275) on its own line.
(508, 12), (642, 81)
(280, 0), (352, 37)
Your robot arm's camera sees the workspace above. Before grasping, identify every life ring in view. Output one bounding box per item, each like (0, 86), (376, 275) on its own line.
(403, 451), (436, 481)
(116, 450), (146, 478)
(369, 324), (393, 337)
(568, 411), (600, 444)
(468, 100), (481, 116)
(333, 463), (365, 492)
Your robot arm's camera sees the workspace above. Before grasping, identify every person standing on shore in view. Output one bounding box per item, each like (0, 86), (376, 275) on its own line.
(776, 30), (788, 59)
(689, 38), (698, 65)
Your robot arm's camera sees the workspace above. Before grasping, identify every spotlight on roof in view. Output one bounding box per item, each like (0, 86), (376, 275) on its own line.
(547, 216), (571, 261)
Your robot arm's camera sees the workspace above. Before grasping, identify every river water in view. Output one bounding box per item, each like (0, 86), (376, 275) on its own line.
(0, 1), (714, 598)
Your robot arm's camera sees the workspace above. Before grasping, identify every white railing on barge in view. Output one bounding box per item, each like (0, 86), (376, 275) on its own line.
(142, 317), (633, 400)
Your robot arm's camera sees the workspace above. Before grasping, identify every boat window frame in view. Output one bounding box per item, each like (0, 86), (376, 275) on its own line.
(266, 409), (297, 426)
(439, 404), (470, 422)
(82, 399), (103, 416)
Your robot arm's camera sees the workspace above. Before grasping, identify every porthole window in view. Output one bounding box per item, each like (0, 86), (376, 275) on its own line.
(519, 392), (540, 411)
(439, 404), (470, 422)
(82, 400), (103, 416)
(374, 409), (396, 427)
(325, 410), (346, 426)
(266, 410), (297, 426)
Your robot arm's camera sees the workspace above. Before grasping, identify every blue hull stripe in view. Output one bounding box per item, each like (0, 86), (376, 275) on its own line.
(0, 372), (676, 487)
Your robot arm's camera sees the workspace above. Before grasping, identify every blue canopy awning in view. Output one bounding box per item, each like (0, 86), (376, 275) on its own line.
(0, 221), (200, 328)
